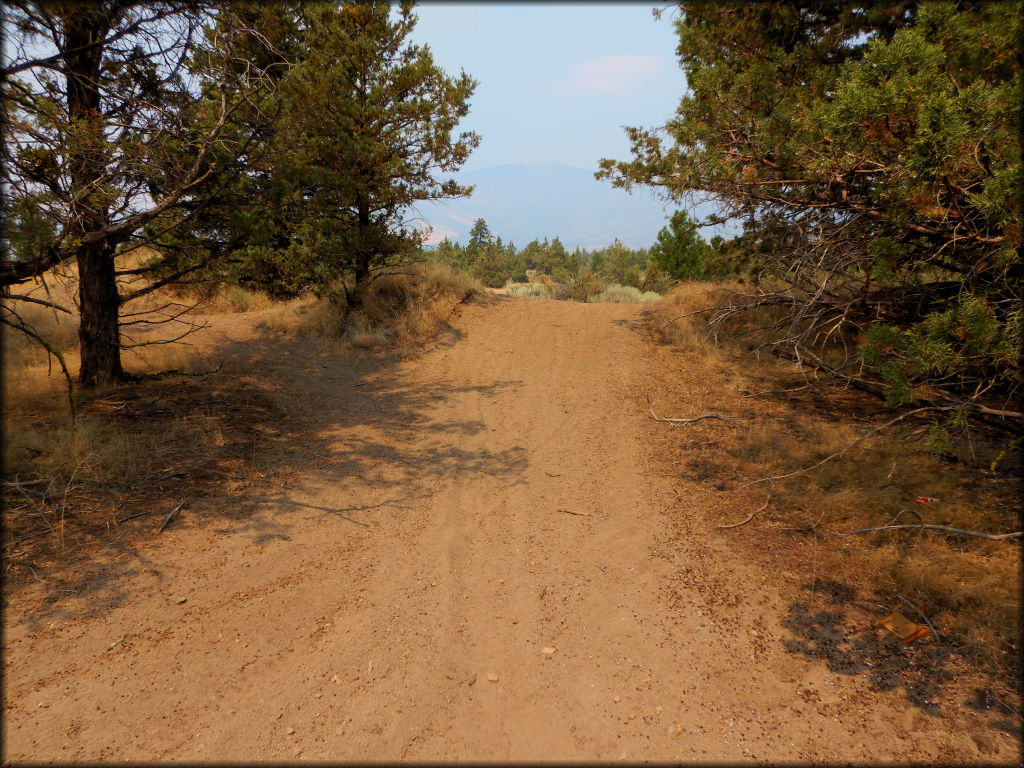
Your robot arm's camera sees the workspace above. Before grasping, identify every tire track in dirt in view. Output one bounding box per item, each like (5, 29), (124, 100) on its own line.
(3, 294), (1013, 762)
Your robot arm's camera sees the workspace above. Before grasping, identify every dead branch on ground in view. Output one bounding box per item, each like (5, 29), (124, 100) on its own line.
(739, 406), (957, 489)
(716, 493), (771, 529)
(840, 524), (1022, 541)
(647, 394), (741, 428)
(157, 500), (185, 533)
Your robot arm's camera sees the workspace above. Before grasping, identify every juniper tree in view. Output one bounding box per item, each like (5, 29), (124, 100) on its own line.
(267, 1), (478, 308)
(599, 1), (1022, 433)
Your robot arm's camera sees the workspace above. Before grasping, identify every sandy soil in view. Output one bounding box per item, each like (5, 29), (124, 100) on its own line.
(3, 294), (1018, 762)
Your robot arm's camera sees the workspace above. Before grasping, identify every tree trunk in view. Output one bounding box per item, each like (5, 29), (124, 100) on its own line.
(348, 197), (372, 312)
(63, 5), (125, 386)
(77, 240), (124, 386)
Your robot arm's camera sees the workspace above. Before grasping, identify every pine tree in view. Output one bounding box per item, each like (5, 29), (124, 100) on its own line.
(3, 1), (274, 385)
(649, 210), (714, 280)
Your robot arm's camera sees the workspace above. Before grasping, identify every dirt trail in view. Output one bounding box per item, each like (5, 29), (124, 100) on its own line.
(3, 295), (1013, 761)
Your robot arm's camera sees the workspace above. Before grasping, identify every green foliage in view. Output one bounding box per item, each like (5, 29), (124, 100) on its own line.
(163, 1), (479, 302)
(649, 210), (715, 280)
(599, 1), (1022, 433)
(559, 266), (603, 302)
(472, 242), (526, 288)
(590, 239), (648, 288)
(861, 294), (1022, 407)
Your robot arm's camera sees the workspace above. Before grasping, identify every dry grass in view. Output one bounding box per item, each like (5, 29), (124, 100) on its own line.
(187, 283), (278, 314)
(3, 258), (288, 578)
(589, 284), (660, 303)
(650, 279), (1022, 686)
(256, 262), (480, 351)
(506, 282), (557, 300)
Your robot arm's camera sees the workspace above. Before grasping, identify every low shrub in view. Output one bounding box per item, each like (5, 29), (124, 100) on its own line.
(506, 282), (556, 300)
(589, 284), (660, 303)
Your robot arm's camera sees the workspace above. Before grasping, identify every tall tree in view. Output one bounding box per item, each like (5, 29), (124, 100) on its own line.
(219, 1), (479, 310)
(3, 1), (273, 385)
(599, 2), (1021, 431)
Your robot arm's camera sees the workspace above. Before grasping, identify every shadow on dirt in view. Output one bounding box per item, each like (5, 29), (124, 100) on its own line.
(4, 306), (527, 623)
(782, 577), (957, 714)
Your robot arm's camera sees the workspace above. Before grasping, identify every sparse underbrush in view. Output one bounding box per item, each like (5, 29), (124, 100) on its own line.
(506, 282), (556, 300)
(256, 262), (479, 350)
(501, 278), (660, 304)
(589, 284), (660, 304)
(652, 280), (1021, 686)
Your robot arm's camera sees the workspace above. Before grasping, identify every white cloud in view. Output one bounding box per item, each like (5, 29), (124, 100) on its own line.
(551, 54), (666, 97)
(415, 220), (460, 245)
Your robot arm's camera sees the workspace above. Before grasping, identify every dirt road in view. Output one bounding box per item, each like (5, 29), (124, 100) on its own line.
(3, 295), (1013, 761)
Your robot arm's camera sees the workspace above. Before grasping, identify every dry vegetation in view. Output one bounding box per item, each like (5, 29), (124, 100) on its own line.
(255, 263), (479, 349)
(2, 262), (478, 602)
(4, 262), (1018, 709)
(649, 281), (1021, 699)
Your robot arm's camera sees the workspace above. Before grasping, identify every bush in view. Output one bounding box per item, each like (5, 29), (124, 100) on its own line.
(589, 284), (660, 303)
(557, 267), (603, 302)
(506, 282), (555, 299)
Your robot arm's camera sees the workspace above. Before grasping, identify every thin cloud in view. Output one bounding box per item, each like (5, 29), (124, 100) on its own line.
(551, 54), (666, 97)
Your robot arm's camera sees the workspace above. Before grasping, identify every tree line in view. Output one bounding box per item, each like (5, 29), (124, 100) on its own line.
(427, 212), (752, 295)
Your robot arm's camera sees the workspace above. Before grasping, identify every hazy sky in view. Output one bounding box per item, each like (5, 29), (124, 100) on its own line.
(409, 2), (684, 172)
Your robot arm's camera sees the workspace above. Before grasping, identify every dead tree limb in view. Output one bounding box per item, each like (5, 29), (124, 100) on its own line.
(840, 524), (1022, 541)
(716, 494), (771, 529)
(157, 501), (185, 533)
(739, 406), (957, 489)
(647, 395), (741, 428)
(116, 508), (161, 524)
(0, 310), (76, 421)
(2, 479), (56, 489)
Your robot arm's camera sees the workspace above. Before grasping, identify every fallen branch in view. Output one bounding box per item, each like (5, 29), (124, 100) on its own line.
(661, 305), (718, 328)
(716, 494), (771, 529)
(840, 524), (1022, 541)
(2, 479), (55, 489)
(650, 410), (741, 427)
(116, 508), (161, 524)
(557, 508), (589, 517)
(177, 361), (225, 377)
(647, 395), (741, 428)
(6, 528), (54, 547)
(738, 382), (815, 398)
(739, 406), (956, 489)
(157, 501), (185, 533)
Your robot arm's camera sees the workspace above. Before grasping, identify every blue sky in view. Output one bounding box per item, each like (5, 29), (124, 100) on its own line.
(409, 2), (684, 172)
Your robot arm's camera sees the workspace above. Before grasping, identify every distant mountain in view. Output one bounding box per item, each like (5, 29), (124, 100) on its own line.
(410, 162), (722, 251)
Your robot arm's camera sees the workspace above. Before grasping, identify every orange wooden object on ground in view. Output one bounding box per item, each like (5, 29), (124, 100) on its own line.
(878, 611), (930, 643)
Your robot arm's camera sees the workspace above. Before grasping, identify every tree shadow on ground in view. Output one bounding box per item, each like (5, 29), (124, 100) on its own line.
(3, 315), (527, 622)
(782, 577), (958, 714)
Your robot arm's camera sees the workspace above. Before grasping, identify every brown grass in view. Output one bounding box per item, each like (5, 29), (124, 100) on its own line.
(3, 261), (478, 575)
(650, 279), (1022, 686)
(256, 262), (480, 351)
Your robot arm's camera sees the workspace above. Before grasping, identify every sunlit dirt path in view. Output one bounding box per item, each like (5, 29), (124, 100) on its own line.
(3, 294), (1013, 761)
